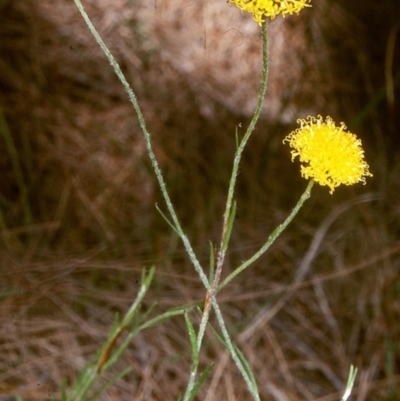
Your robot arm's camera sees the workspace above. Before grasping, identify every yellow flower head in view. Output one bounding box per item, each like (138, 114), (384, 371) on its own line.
(228, 0), (312, 25)
(283, 116), (373, 194)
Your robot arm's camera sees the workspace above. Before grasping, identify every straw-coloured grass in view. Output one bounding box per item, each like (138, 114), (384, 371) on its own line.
(0, 0), (399, 400)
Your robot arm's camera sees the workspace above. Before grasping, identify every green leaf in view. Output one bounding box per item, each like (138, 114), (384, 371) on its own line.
(208, 241), (215, 283)
(184, 311), (198, 366)
(341, 365), (358, 401)
(156, 204), (180, 236)
(89, 367), (132, 401)
(222, 200), (237, 254)
(188, 363), (214, 401)
(207, 321), (257, 395)
(232, 343), (257, 391)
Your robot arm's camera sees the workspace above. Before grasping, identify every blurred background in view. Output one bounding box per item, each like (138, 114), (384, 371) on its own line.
(0, 0), (399, 399)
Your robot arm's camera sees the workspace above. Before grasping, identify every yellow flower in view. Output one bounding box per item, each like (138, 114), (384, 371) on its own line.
(283, 116), (373, 194)
(228, 0), (312, 25)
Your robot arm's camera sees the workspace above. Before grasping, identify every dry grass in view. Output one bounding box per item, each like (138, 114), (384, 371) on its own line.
(0, 0), (400, 400)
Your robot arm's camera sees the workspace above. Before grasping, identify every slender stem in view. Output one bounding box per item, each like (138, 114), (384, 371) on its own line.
(207, 181), (314, 400)
(182, 304), (212, 401)
(211, 296), (260, 401)
(198, 23), (269, 401)
(183, 22), (269, 399)
(72, 0), (211, 293)
(218, 180), (314, 291)
(212, 22), (269, 295)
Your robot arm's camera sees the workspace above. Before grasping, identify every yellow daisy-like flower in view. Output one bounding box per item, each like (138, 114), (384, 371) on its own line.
(283, 116), (373, 194)
(228, 0), (312, 25)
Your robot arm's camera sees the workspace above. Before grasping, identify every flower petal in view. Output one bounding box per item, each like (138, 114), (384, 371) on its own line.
(283, 116), (373, 193)
(228, 0), (312, 25)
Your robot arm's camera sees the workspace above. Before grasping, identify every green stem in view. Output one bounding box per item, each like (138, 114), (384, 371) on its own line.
(184, 22), (269, 400)
(218, 180), (314, 291)
(182, 304), (212, 401)
(213, 21), (269, 295)
(212, 296), (260, 401)
(72, 0), (210, 293)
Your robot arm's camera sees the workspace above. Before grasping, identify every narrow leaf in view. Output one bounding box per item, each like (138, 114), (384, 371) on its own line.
(156, 204), (180, 236)
(89, 367), (132, 401)
(208, 241), (215, 283)
(184, 311), (198, 365)
(222, 200), (237, 253)
(188, 363), (214, 401)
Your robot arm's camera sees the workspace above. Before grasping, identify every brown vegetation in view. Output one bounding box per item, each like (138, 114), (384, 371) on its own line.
(0, 0), (399, 400)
